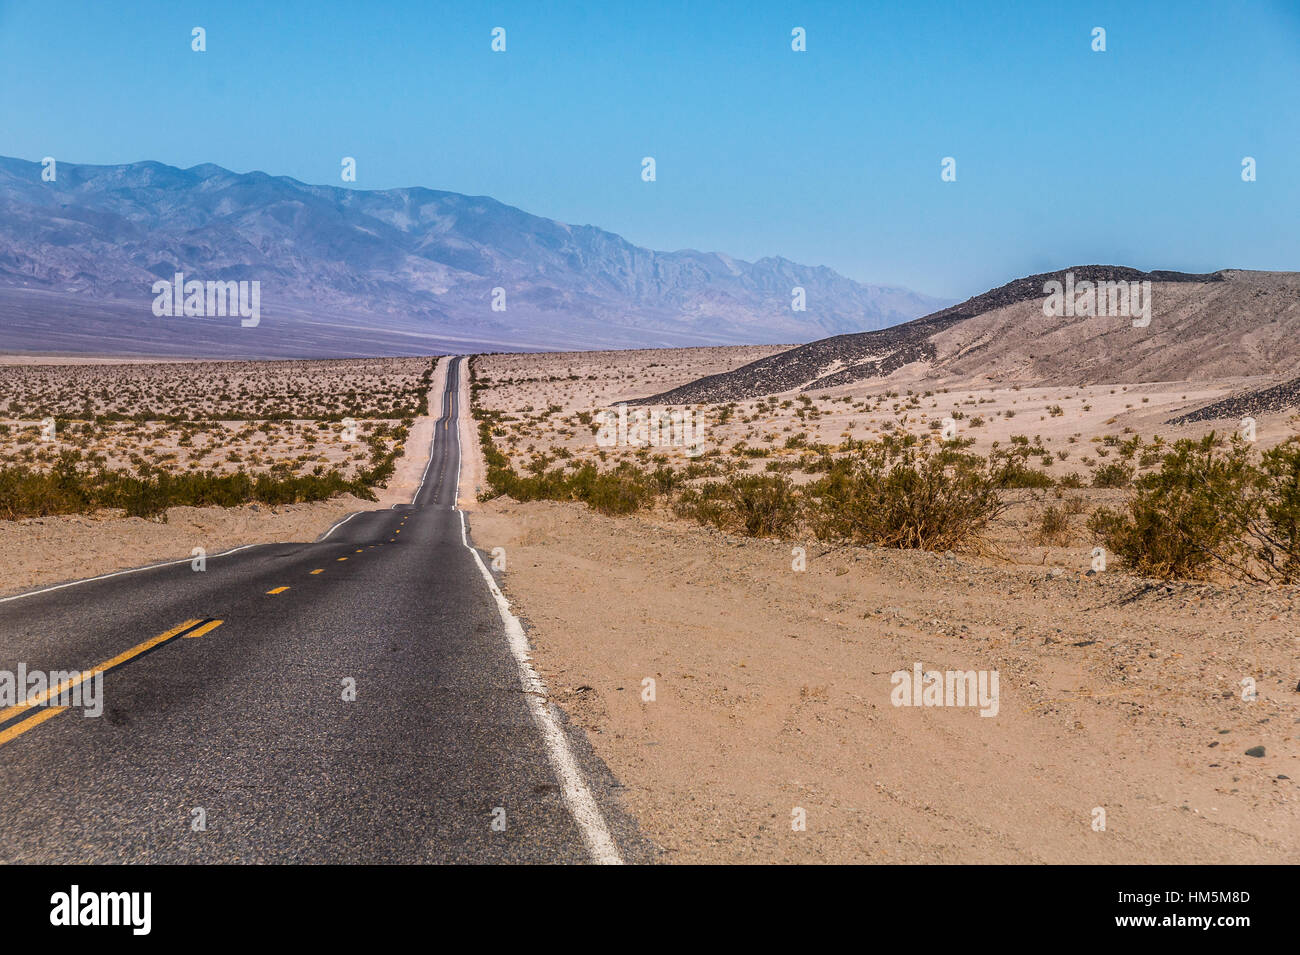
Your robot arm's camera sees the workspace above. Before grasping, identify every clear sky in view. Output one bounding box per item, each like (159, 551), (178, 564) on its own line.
(1, 0), (1296, 299)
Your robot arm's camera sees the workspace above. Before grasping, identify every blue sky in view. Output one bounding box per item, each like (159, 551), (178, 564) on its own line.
(1, 0), (1296, 299)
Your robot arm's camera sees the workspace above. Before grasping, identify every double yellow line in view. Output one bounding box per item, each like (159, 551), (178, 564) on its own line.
(0, 617), (223, 748)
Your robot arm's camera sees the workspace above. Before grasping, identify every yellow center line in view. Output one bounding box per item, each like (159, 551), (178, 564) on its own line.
(266, 587), (289, 595)
(337, 557), (348, 562)
(310, 569), (324, 575)
(0, 618), (201, 724)
(0, 707), (68, 746)
(182, 620), (224, 640)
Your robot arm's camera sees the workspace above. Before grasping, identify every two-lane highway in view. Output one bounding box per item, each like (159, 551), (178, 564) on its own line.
(0, 357), (643, 863)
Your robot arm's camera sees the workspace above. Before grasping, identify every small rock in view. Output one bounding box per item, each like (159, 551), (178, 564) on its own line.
(1245, 746), (1266, 758)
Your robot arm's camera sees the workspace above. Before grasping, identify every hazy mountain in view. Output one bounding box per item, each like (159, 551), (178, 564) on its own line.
(639, 267), (1300, 403)
(0, 156), (948, 357)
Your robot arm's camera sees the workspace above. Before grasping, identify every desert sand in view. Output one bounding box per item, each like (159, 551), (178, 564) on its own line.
(462, 346), (1300, 863)
(469, 496), (1298, 864)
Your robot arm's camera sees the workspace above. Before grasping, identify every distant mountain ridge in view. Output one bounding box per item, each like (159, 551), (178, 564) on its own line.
(637, 267), (1300, 403)
(0, 156), (948, 357)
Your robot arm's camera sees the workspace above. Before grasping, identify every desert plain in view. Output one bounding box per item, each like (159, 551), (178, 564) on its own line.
(1, 346), (1296, 864)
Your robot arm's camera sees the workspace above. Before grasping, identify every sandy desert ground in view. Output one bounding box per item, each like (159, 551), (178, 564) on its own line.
(470, 498), (1298, 863)
(0, 357), (433, 486)
(476, 348), (1300, 484)
(465, 346), (1300, 863)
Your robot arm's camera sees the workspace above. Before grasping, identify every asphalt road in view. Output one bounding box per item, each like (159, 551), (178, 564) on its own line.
(0, 357), (646, 864)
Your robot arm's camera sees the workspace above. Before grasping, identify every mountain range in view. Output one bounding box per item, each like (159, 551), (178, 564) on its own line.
(0, 156), (948, 357)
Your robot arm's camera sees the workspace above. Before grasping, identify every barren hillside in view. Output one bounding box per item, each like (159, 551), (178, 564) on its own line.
(640, 268), (1300, 403)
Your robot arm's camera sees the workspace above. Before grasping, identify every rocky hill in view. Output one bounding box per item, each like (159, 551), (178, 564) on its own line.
(638, 267), (1300, 403)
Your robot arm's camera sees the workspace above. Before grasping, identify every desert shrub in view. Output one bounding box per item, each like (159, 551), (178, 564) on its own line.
(1250, 439), (1300, 582)
(649, 465), (680, 495)
(1091, 461), (1134, 488)
(997, 462), (1055, 489)
(673, 462), (713, 483)
(567, 463), (657, 516)
(676, 474), (799, 537)
(1087, 434), (1256, 579)
(1034, 505), (1072, 546)
(0, 452), (369, 521)
(802, 434), (1019, 550)
(1061, 495), (1088, 516)
(479, 434), (658, 516)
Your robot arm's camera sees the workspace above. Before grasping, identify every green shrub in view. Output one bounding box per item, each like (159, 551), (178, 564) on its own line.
(1250, 439), (1300, 582)
(803, 434), (1019, 550)
(0, 452), (369, 521)
(998, 462), (1055, 489)
(677, 474), (799, 537)
(1087, 434), (1256, 579)
(1035, 505), (1072, 546)
(1091, 461), (1134, 488)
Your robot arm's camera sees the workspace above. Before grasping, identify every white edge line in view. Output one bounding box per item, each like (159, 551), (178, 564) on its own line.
(458, 512), (622, 865)
(319, 511), (360, 540)
(0, 543), (261, 605)
(452, 356), (622, 865)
